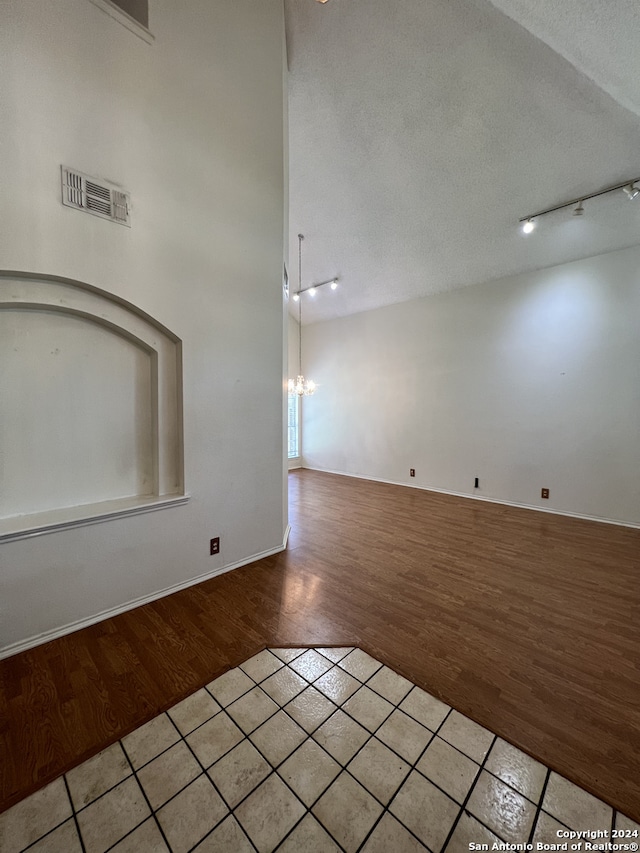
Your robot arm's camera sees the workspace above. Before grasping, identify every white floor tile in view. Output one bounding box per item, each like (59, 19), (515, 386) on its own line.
(313, 771), (383, 853)
(416, 736), (478, 804)
(235, 774), (305, 853)
(542, 772), (613, 832)
(466, 770), (536, 843)
(76, 776), (150, 853)
(156, 775), (228, 853)
(0, 777), (72, 853)
(438, 710), (494, 763)
(389, 770), (459, 852)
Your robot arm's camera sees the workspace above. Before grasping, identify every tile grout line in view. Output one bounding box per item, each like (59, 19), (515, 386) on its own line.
(111, 737), (174, 853)
(354, 702), (460, 853)
(255, 656), (379, 851)
(175, 651), (326, 851)
(528, 768), (553, 844)
(162, 708), (260, 853)
(65, 738), (171, 823)
(257, 649), (449, 852)
(18, 779), (86, 853)
(230, 674), (346, 850)
(205, 649), (380, 853)
(63, 775), (88, 853)
(438, 732), (499, 853)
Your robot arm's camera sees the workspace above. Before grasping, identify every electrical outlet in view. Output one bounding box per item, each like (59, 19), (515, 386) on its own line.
(410, 468), (415, 477)
(541, 488), (549, 499)
(210, 537), (220, 555)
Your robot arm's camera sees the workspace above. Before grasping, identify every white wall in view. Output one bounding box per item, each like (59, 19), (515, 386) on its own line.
(0, 0), (286, 654)
(287, 313), (302, 468)
(302, 245), (640, 526)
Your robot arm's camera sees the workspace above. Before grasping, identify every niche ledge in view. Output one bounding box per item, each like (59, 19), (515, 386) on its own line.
(0, 494), (190, 543)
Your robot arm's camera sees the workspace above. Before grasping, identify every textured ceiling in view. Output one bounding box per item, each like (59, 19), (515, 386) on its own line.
(285, 0), (640, 324)
(486, 0), (640, 117)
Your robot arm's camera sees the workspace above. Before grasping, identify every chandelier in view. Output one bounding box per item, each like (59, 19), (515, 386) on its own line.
(288, 374), (316, 396)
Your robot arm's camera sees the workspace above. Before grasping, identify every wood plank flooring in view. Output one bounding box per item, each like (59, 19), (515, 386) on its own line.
(1, 469), (639, 820)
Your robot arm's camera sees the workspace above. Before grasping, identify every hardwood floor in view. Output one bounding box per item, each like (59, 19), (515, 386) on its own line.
(1, 469), (639, 820)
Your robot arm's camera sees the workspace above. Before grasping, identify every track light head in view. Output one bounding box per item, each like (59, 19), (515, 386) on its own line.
(573, 200), (585, 217)
(292, 293), (300, 302)
(330, 279), (338, 290)
(522, 219), (535, 235)
(623, 183), (640, 200)
(308, 287), (316, 296)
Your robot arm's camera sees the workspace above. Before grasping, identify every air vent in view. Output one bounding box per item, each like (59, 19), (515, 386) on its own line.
(61, 167), (131, 227)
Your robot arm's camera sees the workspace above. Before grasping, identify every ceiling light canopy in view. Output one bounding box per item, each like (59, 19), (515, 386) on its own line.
(519, 176), (640, 234)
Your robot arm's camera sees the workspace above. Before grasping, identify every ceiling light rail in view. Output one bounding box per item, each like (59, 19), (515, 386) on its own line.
(289, 233), (339, 396)
(294, 277), (339, 299)
(520, 177), (640, 234)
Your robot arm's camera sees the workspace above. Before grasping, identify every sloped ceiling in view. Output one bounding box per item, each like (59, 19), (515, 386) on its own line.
(285, 0), (640, 324)
(486, 0), (640, 117)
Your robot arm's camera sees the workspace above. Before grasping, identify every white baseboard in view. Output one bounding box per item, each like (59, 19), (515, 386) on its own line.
(299, 466), (640, 530)
(0, 530), (290, 660)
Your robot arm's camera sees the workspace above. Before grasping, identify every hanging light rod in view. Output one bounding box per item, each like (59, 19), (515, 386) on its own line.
(289, 233), (321, 396)
(519, 176), (640, 228)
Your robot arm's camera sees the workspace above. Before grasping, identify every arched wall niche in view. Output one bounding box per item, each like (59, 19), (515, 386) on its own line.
(0, 272), (186, 542)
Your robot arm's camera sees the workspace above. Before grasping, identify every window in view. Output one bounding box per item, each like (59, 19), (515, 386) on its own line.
(288, 394), (299, 459)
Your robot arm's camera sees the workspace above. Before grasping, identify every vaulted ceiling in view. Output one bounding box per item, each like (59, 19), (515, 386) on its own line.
(285, 0), (640, 324)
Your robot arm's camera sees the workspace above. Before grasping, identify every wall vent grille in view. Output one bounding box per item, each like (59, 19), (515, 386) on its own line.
(61, 167), (131, 227)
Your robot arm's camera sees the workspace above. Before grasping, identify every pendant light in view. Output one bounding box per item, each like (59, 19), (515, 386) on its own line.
(288, 234), (317, 397)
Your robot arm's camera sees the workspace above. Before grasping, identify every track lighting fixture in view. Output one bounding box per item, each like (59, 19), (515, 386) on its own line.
(288, 236), (340, 396)
(292, 278), (340, 300)
(289, 235), (315, 397)
(520, 176), (640, 234)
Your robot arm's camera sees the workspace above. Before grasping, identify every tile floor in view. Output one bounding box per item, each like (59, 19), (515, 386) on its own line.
(1, 647), (638, 853)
